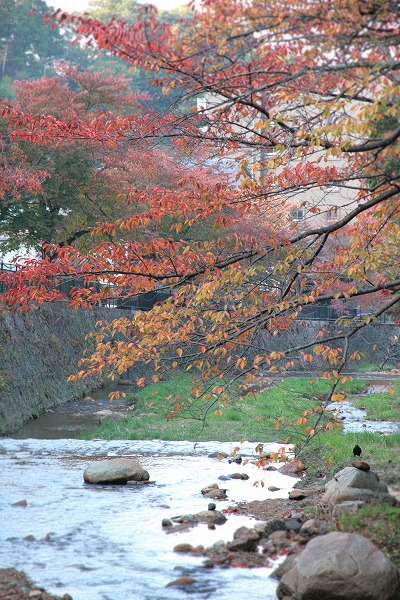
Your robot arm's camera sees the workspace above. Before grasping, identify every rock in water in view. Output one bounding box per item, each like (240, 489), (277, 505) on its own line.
(201, 483), (227, 499)
(83, 458), (149, 484)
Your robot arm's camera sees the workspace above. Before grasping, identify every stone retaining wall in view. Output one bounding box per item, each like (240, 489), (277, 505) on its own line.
(0, 303), (122, 435)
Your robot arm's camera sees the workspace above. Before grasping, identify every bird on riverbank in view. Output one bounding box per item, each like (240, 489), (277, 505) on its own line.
(353, 444), (362, 457)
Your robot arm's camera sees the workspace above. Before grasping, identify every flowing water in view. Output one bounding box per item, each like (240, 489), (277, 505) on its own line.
(327, 375), (400, 434)
(3, 372), (398, 599)
(1, 393), (297, 600)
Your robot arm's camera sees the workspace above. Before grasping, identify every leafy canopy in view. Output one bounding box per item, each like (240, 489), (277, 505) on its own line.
(0, 0), (399, 439)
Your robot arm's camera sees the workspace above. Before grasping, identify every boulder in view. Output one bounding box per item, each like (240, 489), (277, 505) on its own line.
(283, 517), (302, 532)
(233, 526), (261, 541)
(277, 531), (400, 600)
(93, 409), (126, 422)
(227, 527), (260, 552)
(323, 466), (396, 505)
(279, 462), (304, 476)
(12, 499), (27, 507)
(289, 489), (308, 500)
(171, 514), (198, 524)
(161, 519), (173, 528)
(332, 501), (364, 517)
(263, 519), (287, 536)
(352, 460), (370, 471)
(229, 472), (249, 480)
(83, 458), (149, 484)
(201, 483), (228, 499)
(165, 577), (196, 588)
(298, 518), (320, 537)
(173, 543), (194, 553)
(195, 509), (227, 525)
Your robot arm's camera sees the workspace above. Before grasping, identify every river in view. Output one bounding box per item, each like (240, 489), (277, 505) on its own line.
(3, 373), (398, 599)
(0, 386), (298, 600)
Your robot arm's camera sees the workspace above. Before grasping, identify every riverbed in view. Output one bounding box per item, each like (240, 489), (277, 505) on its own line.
(0, 435), (296, 600)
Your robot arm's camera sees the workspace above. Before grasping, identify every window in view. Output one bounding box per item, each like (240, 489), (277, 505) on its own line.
(292, 208), (305, 222)
(326, 207), (339, 221)
(326, 180), (340, 191)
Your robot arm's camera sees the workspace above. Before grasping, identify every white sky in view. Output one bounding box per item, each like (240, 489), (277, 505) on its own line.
(46, 0), (187, 13)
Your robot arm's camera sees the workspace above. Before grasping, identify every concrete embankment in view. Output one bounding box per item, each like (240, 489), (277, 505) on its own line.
(0, 303), (122, 435)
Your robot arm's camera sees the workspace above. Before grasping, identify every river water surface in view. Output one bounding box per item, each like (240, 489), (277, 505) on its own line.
(4, 372), (397, 599)
(1, 396), (297, 600)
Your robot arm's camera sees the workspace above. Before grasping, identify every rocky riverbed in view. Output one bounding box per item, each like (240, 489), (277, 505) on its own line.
(0, 568), (71, 600)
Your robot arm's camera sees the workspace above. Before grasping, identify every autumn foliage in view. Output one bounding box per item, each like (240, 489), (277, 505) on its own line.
(0, 0), (399, 440)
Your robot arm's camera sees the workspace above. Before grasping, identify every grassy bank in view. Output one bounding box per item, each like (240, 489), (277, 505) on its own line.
(81, 373), (368, 443)
(298, 381), (400, 568)
(299, 378), (400, 484)
(352, 378), (400, 421)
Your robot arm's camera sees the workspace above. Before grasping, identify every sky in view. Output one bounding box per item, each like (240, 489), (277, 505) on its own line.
(46, 0), (187, 13)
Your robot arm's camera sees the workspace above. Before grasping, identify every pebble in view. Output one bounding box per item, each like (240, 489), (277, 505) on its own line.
(351, 460), (370, 471)
(12, 499), (27, 507)
(165, 576), (196, 588)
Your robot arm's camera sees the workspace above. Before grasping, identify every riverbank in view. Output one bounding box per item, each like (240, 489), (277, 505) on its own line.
(0, 568), (71, 600)
(0, 304), (120, 435)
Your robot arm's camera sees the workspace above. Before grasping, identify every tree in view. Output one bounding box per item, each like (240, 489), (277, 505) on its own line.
(0, 0), (399, 446)
(0, 0), (88, 96)
(0, 61), (215, 253)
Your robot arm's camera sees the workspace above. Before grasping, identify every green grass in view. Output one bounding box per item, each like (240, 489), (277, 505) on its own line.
(297, 429), (400, 568)
(81, 373), (368, 442)
(352, 379), (400, 422)
(337, 502), (400, 567)
(353, 362), (399, 373)
(300, 430), (400, 485)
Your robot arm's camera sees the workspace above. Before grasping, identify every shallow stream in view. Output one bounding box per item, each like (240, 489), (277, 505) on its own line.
(1, 433), (295, 599)
(2, 372), (399, 599)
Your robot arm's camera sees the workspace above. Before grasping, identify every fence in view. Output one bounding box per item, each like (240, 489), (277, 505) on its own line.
(297, 302), (393, 325)
(0, 262), (395, 321)
(0, 263), (171, 312)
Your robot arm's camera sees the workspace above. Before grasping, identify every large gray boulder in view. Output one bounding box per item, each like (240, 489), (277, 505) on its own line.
(83, 458), (150, 484)
(323, 466), (396, 505)
(277, 531), (400, 600)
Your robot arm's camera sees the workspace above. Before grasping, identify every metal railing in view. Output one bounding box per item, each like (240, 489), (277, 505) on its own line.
(0, 262), (396, 321)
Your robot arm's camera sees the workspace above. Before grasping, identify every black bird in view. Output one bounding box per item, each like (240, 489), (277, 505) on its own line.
(353, 444), (362, 457)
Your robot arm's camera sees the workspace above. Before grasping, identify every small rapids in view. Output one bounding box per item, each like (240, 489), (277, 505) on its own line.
(0, 437), (296, 600)
(327, 376), (400, 435)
